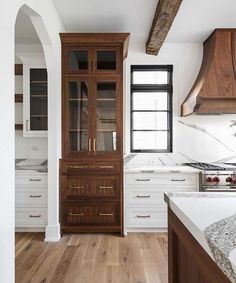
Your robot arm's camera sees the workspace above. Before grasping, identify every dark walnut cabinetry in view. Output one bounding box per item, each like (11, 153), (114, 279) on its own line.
(60, 33), (130, 234)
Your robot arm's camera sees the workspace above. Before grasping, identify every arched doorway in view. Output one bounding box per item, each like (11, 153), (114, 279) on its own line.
(14, 4), (61, 242)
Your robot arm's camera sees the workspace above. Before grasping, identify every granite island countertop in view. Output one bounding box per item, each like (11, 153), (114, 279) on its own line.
(165, 192), (236, 282)
(15, 159), (48, 173)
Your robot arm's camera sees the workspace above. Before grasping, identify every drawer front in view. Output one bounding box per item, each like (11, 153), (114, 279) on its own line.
(62, 202), (120, 225)
(91, 177), (120, 198)
(63, 176), (120, 199)
(125, 173), (198, 187)
(66, 161), (121, 174)
(126, 207), (167, 228)
(15, 208), (47, 227)
(126, 186), (197, 206)
(16, 174), (47, 187)
(15, 189), (47, 207)
(65, 177), (88, 199)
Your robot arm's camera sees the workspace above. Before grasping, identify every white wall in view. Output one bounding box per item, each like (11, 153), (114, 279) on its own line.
(0, 1), (64, 282)
(15, 132), (48, 158)
(125, 41), (236, 163)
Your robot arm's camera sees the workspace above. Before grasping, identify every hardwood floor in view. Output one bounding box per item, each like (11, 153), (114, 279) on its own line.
(15, 232), (168, 283)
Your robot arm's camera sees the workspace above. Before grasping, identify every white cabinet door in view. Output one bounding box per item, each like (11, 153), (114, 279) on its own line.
(23, 63), (48, 137)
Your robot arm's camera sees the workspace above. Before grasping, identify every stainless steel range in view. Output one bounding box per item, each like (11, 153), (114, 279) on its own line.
(185, 162), (236, 192)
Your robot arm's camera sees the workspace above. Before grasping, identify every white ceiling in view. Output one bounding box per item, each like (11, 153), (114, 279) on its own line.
(166, 0), (236, 43)
(52, 0), (157, 43)
(14, 0), (236, 46)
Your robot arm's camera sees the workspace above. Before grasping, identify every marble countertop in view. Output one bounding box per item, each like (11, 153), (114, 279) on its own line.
(124, 153), (200, 173)
(15, 159), (48, 173)
(124, 165), (200, 174)
(165, 192), (236, 282)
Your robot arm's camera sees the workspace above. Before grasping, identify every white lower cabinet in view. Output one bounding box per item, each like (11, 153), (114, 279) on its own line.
(124, 172), (199, 235)
(15, 171), (48, 231)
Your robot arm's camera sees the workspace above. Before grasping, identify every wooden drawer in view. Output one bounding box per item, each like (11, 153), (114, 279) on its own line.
(125, 173), (198, 187)
(63, 176), (120, 200)
(126, 207), (167, 228)
(125, 186), (197, 206)
(65, 160), (121, 174)
(62, 202), (120, 225)
(15, 189), (47, 207)
(15, 208), (47, 227)
(15, 174), (47, 187)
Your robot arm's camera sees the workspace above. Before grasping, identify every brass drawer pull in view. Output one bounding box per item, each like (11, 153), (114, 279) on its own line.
(70, 186), (85, 189)
(99, 165), (114, 169)
(68, 165), (88, 169)
(29, 214), (41, 218)
(29, 195), (42, 198)
(140, 170), (154, 173)
(136, 179), (150, 182)
(29, 178), (42, 182)
(136, 195), (151, 198)
(88, 138), (92, 152)
(171, 179), (186, 182)
(93, 138), (96, 151)
(136, 215), (151, 218)
(99, 186), (113, 189)
(99, 213), (113, 216)
(69, 212), (84, 216)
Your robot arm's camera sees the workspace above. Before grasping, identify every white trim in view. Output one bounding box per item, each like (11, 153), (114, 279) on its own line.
(15, 227), (45, 232)
(125, 228), (167, 236)
(44, 224), (61, 242)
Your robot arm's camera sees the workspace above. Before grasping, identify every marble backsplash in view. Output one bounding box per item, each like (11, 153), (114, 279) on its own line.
(126, 115), (236, 165)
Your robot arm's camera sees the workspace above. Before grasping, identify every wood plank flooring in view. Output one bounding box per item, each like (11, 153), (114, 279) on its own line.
(15, 232), (168, 283)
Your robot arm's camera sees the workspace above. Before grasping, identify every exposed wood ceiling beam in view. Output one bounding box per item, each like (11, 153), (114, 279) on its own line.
(146, 0), (183, 55)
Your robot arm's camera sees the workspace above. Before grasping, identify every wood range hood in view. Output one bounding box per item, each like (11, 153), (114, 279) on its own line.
(181, 29), (236, 116)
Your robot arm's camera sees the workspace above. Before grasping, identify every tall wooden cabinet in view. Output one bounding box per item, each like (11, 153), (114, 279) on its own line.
(60, 33), (130, 234)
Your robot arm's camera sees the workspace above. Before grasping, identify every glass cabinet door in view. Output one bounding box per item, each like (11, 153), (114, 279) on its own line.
(66, 46), (90, 73)
(68, 80), (90, 153)
(95, 80), (119, 153)
(29, 68), (48, 131)
(94, 47), (120, 73)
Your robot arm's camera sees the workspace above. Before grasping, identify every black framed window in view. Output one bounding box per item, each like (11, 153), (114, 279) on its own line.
(131, 65), (173, 153)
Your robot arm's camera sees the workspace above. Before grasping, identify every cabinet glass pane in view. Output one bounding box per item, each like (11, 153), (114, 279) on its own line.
(30, 69), (48, 131)
(68, 51), (88, 71)
(97, 51), (116, 70)
(69, 81), (89, 152)
(133, 131), (168, 151)
(96, 82), (117, 151)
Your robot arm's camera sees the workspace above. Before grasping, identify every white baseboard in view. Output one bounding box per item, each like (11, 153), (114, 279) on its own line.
(44, 224), (61, 242)
(15, 227), (45, 233)
(125, 228), (167, 235)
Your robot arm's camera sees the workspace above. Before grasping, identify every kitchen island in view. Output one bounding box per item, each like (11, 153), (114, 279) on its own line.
(165, 192), (236, 283)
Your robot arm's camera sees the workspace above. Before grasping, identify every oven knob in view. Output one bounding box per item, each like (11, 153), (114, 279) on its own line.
(206, 176), (213, 182)
(226, 176), (233, 183)
(213, 176), (220, 183)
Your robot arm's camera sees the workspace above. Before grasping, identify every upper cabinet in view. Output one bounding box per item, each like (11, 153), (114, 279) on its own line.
(64, 45), (121, 75)
(65, 77), (120, 157)
(17, 53), (48, 137)
(23, 64), (48, 137)
(60, 33), (129, 158)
